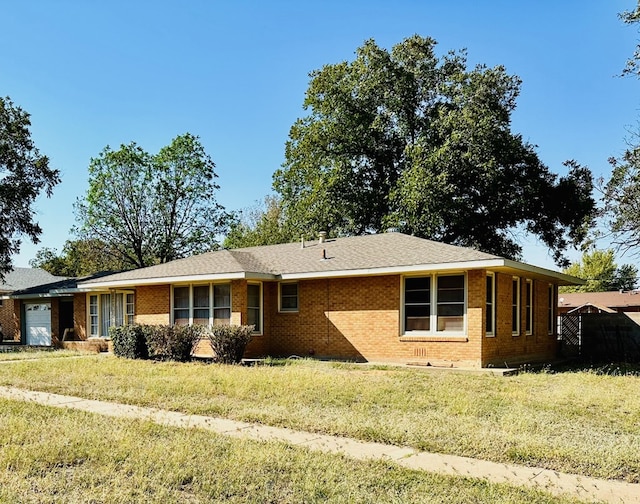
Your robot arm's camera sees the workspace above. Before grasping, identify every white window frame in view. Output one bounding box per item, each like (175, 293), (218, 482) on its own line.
(512, 277), (521, 336)
(486, 273), (495, 337)
(525, 279), (533, 335)
(402, 273), (467, 336)
(86, 291), (134, 338)
(171, 283), (232, 326)
(247, 282), (263, 334)
(279, 282), (299, 313)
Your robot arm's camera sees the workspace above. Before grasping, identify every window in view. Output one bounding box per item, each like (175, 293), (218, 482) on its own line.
(213, 284), (231, 325)
(437, 275), (465, 332)
(512, 277), (520, 335)
(486, 274), (495, 336)
(404, 277), (431, 331)
(193, 285), (210, 326)
(525, 279), (533, 335)
(88, 292), (134, 337)
(548, 284), (555, 335)
(280, 283), (298, 312)
(172, 284), (231, 326)
(403, 274), (466, 335)
(247, 283), (262, 333)
(173, 286), (190, 326)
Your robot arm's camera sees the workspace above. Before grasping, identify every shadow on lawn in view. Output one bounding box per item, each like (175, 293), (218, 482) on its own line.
(520, 359), (640, 376)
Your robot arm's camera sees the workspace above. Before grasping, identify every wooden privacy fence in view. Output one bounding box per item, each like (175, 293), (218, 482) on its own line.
(559, 313), (640, 362)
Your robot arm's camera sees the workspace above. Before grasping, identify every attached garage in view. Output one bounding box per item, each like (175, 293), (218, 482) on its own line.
(25, 303), (52, 346)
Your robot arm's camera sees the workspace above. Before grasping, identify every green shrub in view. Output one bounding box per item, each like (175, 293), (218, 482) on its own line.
(145, 324), (204, 362)
(110, 325), (149, 360)
(207, 324), (254, 364)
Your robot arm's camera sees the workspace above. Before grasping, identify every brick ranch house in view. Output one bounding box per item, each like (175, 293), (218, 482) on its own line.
(4, 233), (581, 367)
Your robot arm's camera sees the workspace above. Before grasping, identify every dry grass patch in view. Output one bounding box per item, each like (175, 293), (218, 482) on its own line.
(0, 354), (639, 483)
(0, 398), (583, 503)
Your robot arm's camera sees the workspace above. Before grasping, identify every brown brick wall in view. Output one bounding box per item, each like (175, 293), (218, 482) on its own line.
(266, 273), (486, 367)
(0, 299), (19, 342)
(481, 273), (558, 367)
(135, 285), (171, 325)
(73, 293), (87, 340)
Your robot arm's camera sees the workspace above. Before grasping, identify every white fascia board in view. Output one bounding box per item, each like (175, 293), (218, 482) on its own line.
(9, 293), (73, 299)
(500, 259), (585, 285)
(278, 258), (582, 284)
(78, 271), (276, 289)
(279, 259), (509, 280)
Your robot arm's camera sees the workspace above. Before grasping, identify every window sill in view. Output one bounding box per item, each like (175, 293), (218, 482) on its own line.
(400, 335), (468, 343)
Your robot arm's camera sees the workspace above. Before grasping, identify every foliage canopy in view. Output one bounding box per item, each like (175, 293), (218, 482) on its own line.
(273, 36), (595, 266)
(561, 249), (638, 293)
(0, 97), (60, 280)
(74, 133), (226, 269)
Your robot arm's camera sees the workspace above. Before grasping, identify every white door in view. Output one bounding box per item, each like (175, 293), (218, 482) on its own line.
(25, 303), (52, 346)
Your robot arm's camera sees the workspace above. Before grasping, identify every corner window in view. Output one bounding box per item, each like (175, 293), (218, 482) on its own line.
(512, 277), (520, 336)
(486, 274), (495, 336)
(247, 283), (262, 333)
(172, 284), (231, 326)
(403, 274), (466, 335)
(525, 279), (533, 335)
(279, 283), (298, 312)
(88, 292), (134, 338)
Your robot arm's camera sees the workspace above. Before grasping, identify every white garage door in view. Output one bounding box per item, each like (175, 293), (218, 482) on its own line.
(25, 303), (51, 346)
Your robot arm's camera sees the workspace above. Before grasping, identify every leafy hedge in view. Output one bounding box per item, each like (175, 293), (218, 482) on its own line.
(146, 324), (205, 362)
(110, 325), (149, 360)
(207, 324), (254, 364)
(110, 323), (252, 363)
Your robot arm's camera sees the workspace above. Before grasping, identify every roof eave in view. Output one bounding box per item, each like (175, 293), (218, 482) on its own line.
(78, 271), (276, 289)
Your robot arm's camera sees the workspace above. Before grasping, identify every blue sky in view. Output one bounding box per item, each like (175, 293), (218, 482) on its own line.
(2, 0), (638, 270)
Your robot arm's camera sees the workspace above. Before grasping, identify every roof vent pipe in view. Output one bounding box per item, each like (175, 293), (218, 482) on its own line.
(301, 235), (305, 249)
(318, 231), (327, 243)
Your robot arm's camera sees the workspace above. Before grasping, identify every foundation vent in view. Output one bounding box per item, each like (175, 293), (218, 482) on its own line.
(414, 348), (428, 358)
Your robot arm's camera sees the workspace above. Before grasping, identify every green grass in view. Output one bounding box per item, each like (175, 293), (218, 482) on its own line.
(0, 349), (86, 361)
(0, 398), (587, 503)
(0, 354), (639, 484)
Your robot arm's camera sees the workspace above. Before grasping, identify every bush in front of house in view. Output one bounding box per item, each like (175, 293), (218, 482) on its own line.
(144, 324), (204, 362)
(110, 325), (149, 360)
(207, 324), (254, 364)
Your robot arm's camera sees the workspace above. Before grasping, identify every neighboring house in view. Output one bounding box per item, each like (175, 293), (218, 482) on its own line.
(0, 268), (66, 344)
(558, 291), (640, 315)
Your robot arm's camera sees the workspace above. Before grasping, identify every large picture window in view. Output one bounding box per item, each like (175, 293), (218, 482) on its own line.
(172, 284), (231, 326)
(403, 274), (466, 335)
(88, 292), (134, 338)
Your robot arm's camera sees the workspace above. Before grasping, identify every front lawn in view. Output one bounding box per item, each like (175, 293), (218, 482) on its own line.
(0, 398), (586, 503)
(0, 354), (638, 483)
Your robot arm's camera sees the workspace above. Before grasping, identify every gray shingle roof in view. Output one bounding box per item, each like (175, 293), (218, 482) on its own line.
(79, 233), (504, 286)
(0, 268), (66, 293)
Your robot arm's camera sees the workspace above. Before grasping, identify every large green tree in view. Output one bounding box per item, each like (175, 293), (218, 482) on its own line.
(601, 3), (640, 254)
(223, 195), (292, 249)
(74, 133), (226, 269)
(561, 249), (638, 293)
(274, 36), (595, 266)
(0, 97), (60, 280)
(29, 239), (130, 277)
(621, 1), (640, 77)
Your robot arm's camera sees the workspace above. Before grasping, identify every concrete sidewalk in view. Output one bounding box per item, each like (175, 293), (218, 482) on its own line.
(0, 385), (637, 504)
